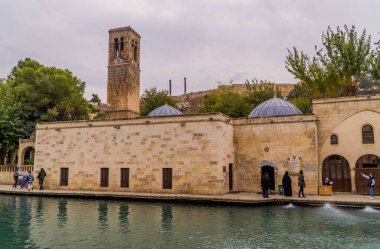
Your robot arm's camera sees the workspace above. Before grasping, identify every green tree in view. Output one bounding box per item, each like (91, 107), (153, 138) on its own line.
(372, 40), (380, 80)
(0, 58), (92, 158)
(287, 83), (313, 113)
(243, 79), (283, 108)
(7, 58), (90, 122)
(200, 85), (250, 118)
(0, 84), (33, 159)
(140, 87), (177, 116)
(286, 25), (378, 98)
(90, 93), (102, 105)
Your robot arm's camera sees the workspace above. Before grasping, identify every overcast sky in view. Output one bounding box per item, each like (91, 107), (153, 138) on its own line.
(0, 0), (379, 102)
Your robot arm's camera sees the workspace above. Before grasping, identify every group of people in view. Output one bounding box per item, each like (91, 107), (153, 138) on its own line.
(261, 170), (306, 198)
(261, 170), (376, 199)
(12, 168), (47, 191)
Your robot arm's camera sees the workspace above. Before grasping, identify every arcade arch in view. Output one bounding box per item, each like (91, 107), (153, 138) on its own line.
(355, 154), (380, 195)
(22, 146), (35, 165)
(322, 155), (351, 192)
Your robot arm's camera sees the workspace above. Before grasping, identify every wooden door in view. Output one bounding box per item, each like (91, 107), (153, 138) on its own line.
(322, 155), (351, 192)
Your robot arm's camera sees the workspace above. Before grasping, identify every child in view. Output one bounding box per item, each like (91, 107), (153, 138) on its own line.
(27, 171), (34, 191)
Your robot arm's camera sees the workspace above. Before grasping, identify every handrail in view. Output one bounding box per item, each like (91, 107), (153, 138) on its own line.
(0, 165), (34, 173)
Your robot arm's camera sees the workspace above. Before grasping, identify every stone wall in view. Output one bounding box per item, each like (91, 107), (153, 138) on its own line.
(233, 115), (318, 195)
(35, 114), (234, 194)
(313, 95), (380, 192)
(106, 26), (140, 118)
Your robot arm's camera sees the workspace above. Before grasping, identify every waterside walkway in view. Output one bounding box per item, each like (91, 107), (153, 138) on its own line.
(0, 185), (379, 207)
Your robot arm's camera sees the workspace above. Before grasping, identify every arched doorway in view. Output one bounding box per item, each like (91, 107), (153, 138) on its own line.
(22, 147), (35, 165)
(355, 154), (380, 195)
(261, 166), (275, 190)
(322, 155), (351, 192)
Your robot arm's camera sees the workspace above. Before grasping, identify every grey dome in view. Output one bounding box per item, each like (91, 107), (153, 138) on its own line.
(248, 97), (302, 118)
(148, 104), (183, 117)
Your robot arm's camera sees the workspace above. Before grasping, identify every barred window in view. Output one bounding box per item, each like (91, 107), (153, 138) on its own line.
(163, 168), (172, 189)
(60, 168), (69, 186)
(100, 168), (109, 187)
(120, 168), (129, 188)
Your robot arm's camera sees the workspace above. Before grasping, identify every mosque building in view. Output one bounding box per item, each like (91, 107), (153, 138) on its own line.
(5, 26), (380, 196)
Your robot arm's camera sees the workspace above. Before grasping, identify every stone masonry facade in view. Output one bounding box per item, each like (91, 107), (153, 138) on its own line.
(35, 114), (234, 194)
(106, 26), (140, 119)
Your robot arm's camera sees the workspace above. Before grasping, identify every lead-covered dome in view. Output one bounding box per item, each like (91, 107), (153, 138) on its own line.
(148, 104), (183, 117)
(248, 97), (302, 118)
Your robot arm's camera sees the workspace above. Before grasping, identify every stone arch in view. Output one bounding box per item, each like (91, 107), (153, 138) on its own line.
(21, 146), (35, 165)
(355, 154), (380, 195)
(320, 110), (380, 146)
(322, 155), (351, 192)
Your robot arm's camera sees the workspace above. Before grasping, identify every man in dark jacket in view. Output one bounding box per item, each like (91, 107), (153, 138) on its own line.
(37, 168), (47, 190)
(261, 172), (270, 198)
(12, 168), (19, 189)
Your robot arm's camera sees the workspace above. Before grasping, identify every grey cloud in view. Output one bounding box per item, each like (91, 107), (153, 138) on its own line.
(0, 0), (379, 101)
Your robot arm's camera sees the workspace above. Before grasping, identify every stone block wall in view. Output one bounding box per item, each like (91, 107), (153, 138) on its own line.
(313, 95), (380, 191)
(233, 115), (319, 195)
(106, 26), (140, 118)
(35, 114), (234, 194)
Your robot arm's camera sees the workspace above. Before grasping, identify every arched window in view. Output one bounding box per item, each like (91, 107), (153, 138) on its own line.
(362, 125), (374, 144)
(330, 134), (338, 145)
(22, 147), (35, 165)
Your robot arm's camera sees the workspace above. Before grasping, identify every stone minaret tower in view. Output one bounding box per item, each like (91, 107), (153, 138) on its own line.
(106, 26), (140, 119)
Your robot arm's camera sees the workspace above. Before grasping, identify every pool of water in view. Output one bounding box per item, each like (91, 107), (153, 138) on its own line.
(0, 195), (379, 249)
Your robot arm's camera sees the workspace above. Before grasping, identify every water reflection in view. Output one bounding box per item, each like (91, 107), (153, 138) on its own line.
(57, 198), (68, 227)
(1, 196), (380, 249)
(35, 198), (44, 225)
(161, 205), (173, 233)
(98, 201), (108, 231)
(118, 202), (129, 233)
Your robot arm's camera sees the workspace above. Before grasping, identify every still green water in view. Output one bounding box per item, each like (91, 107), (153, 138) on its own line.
(0, 195), (379, 249)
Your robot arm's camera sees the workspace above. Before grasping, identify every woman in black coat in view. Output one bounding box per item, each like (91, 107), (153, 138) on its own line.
(282, 171), (292, 196)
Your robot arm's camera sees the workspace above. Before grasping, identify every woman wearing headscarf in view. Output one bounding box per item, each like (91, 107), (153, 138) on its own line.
(282, 171), (292, 196)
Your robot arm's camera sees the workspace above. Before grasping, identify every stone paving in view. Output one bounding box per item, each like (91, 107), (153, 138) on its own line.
(0, 185), (379, 207)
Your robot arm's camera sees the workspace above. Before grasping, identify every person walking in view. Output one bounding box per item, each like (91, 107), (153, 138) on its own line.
(361, 172), (376, 200)
(36, 168), (47, 190)
(261, 172), (270, 198)
(27, 171), (34, 191)
(21, 171), (28, 189)
(12, 168), (19, 189)
(298, 170), (306, 197)
(282, 171), (292, 197)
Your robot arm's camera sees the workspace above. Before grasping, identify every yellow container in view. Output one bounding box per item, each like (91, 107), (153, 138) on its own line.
(319, 186), (332, 196)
